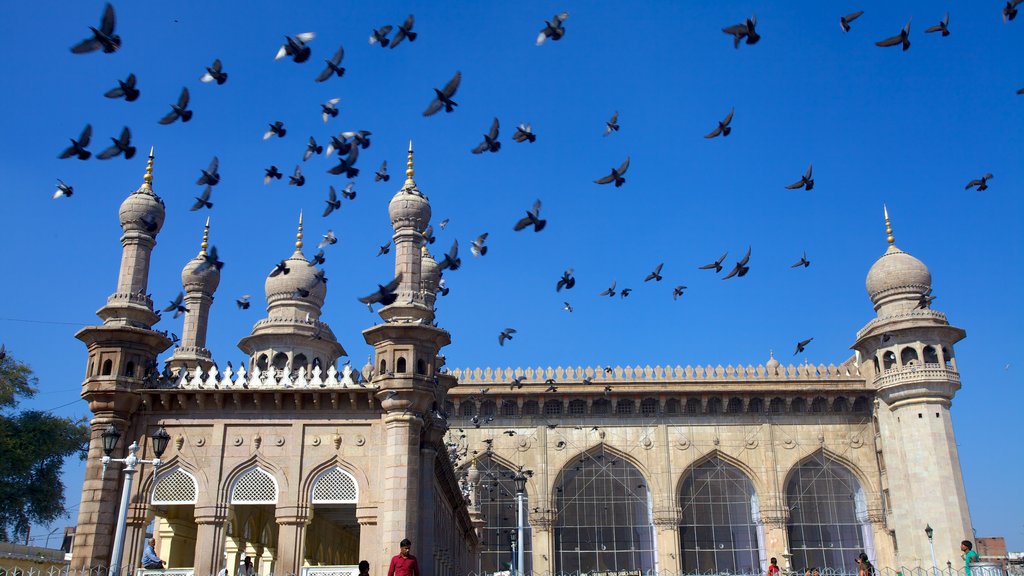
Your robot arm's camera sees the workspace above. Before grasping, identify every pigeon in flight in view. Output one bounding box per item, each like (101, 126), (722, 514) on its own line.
(512, 124), (536, 143)
(164, 293), (188, 319)
(375, 161), (390, 182)
(315, 46), (346, 82)
(439, 218), (450, 229)
(791, 252), (810, 268)
(917, 288), (936, 309)
(275, 33), (315, 63)
(369, 25), (393, 47)
(604, 111), (620, 136)
(341, 182), (356, 200)
(925, 13), (950, 36)
(422, 225), (436, 244)
(288, 166), (305, 187)
(513, 199), (546, 232)
(964, 173), (993, 191)
(264, 166), (283, 184)
(471, 118), (501, 154)
(423, 72), (461, 116)
(304, 137), (323, 161)
(594, 157), (630, 187)
(327, 146), (360, 178)
(270, 261), (290, 277)
(722, 247), (751, 280)
(699, 252), (728, 273)
(439, 240), (462, 271)
(104, 73), (139, 101)
(358, 275), (402, 308)
(620, 288), (632, 298)
(59, 124), (92, 160)
(722, 15), (760, 48)
(876, 19), (912, 51)
(200, 59), (228, 84)
(53, 179), (74, 199)
(499, 328), (517, 346)
(158, 87), (192, 124)
(785, 164), (814, 190)
(536, 12), (570, 45)
(377, 241), (391, 257)
(190, 186), (213, 211)
(311, 250), (326, 266)
(598, 281), (617, 297)
(556, 269), (575, 291)
(196, 157), (220, 186)
(672, 285), (687, 300)
(319, 230), (338, 249)
(391, 15), (417, 48)
(71, 3), (120, 54)
(264, 121), (286, 140)
(194, 246), (223, 273)
(321, 98), (341, 123)
(1004, 0), (1022, 22)
(323, 186), (341, 216)
(705, 108), (734, 138)
(96, 127), (136, 160)
(644, 263), (664, 282)
(563, 302), (573, 313)
(471, 233), (489, 257)
(840, 11), (864, 32)
(236, 295), (251, 310)
(794, 338), (813, 355)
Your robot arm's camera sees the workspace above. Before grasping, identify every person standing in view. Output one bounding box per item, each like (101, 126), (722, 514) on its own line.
(239, 556), (255, 576)
(358, 560), (370, 576)
(768, 557), (780, 576)
(962, 540), (980, 576)
(387, 539), (420, 576)
(142, 537), (165, 570)
(856, 552), (874, 576)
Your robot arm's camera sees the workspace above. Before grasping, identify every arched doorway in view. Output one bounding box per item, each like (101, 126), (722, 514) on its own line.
(306, 467), (361, 567)
(228, 467), (279, 576)
(469, 454), (532, 575)
(151, 468), (199, 569)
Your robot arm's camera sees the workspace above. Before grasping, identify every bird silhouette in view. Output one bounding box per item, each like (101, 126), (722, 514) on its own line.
(1004, 0), (1022, 22)
(644, 263), (664, 282)
(375, 161), (390, 182)
(439, 240), (462, 271)
(158, 88), (192, 124)
(471, 233), (489, 257)
(304, 137), (323, 161)
(598, 281), (617, 297)
(604, 111), (620, 136)
(275, 33), (315, 63)
(391, 15), (417, 48)
(264, 121), (287, 140)
(794, 338), (813, 355)
(264, 166), (283, 184)
(96, 127), (135, 160)
(840, 11), (864, 33)
(315, 46), (346, 82)
(537, 12), (570, 45)
(104, 73), (139, 101)
(423, 72), (461, 116)
(925, 13), (950, 36)
(722, 247), (751, 279)
(200, 59), (228, 84)
(53, 179), (74, 199)
(471, 118), (501, 154)
(557, 269), (575, 292)
(785, 164), (814, 190)
(236, 295), (251, 310)
(672, 285), (687, 300)
(876, 18), (912, 51)
(196, 157), (220, 186)
(190, 186), (213, 211)
(705, 108), (734, 138)
(594, 157), (630, 187)
(513, 200), (546, 232)
(512, 123), (536, 143)
(323, 187), (341, 216)
(71, 3), (120, 54)
(369, 25), (393, 47)
(58, 124), (92, 160)
(699, 252), (728, 273)
(965, 173), (993, 191)
(358, 275), (402, 308)
(499, 328), (517, 346)
(722, 15), (760, 48)
(791, 252), (810, 268)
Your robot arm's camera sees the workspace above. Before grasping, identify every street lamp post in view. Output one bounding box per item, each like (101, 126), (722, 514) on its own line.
(925, 525), (939, 576)
(508, 530), (517, 576)
(513, 468), (528, 576)
(101, 424), (171, 576)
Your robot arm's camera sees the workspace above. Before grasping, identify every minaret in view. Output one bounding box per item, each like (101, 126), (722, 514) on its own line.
(363, 144), (456, 572)
(72, 149), (173, 570)
(167, 217), (220, 374)
(851, 206), (971, 568)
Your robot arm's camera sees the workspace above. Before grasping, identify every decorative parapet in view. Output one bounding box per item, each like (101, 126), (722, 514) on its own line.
(872, 364), (959, 389)
(856, 309), (948, 339)
(146, 362), (369, 391)
(448, 362), (862, 386)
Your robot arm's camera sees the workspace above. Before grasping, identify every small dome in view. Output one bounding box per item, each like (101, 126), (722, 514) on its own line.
(388, 185), (431, 232)
(765, 351), (780, 372)
(264, 251), (326, 309)
(421, 247), (440, 294)
(865, 244), (931, 301)
(181, 253), (221, 293)
(119, 188), (165, 235)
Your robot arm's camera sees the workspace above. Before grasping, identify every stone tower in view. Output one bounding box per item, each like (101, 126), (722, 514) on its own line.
(167, 217), (220, 374)
(362, 144), (456, 566)
(852, 207), (971, 567)
(73, 150), (174, 569)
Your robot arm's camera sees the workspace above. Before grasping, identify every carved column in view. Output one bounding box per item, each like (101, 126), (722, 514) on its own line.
(275, 508), (310, 576)
(194, 506), (228, 576)
(760, 509), (791, 571)
(653, 507), (681, 574)
(528, 511), (555, 576)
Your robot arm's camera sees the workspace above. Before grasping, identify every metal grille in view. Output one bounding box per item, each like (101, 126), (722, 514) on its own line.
(152, 469), (198, 504)
(230, 468), (278, 504)
(311, 468), (358, 503)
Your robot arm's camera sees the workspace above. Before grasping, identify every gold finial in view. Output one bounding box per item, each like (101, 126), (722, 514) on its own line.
(405, 140), (415, 180)
(296, 211), (304, 251)
(199, 216), (210, 256)
(143, 147), (155, 187)
(883, 204), (894, 245)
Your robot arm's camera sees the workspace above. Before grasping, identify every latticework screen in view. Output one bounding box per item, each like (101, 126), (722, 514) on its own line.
(152, 469), (198, 505)
(311, 468), (359, 503)
(230, 468), (278, 504)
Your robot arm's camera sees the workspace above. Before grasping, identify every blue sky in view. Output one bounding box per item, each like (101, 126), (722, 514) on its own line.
(2, 0), (1022, 551)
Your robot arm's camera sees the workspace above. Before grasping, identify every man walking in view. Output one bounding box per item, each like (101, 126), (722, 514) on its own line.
(387, 539), (420, 576)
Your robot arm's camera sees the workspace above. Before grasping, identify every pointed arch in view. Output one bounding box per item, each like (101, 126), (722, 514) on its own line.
(783, 447), (875, 494)
(220, 453), (289, 503)
(674, 449), (767, 499)
(464, 452), (532, 575)
(151, 467), (199, 505)
(299, 456), (369, 507)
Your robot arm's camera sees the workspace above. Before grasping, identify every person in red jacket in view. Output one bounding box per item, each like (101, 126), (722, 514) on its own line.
(387, 539), (420, 576)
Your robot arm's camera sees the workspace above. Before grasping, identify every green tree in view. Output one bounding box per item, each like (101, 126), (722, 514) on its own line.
(0, 347), (90, 542)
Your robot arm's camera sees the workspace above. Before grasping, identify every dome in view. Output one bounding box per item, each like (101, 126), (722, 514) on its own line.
(182, 254), (221, 293)
(388, 184), (431, 232)
(119, 188), (165, 235)
(264, 251), (326, 309)
(421, 247), (440, 295)
(865, 244), (931, 301)
(765, 351), (780, 373)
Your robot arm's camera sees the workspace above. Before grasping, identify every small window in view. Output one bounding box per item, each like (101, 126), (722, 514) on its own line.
(460, 402), (476, 417)
(685, 398), (701, 414)
(883, 351), (897, 370)
(640, 398), (658, 415)
(811, 397), (828, 413)
(616, 399), (634, 414)
(924, 346), (939, 364)
(501, 400), (517, 416)
(416, 359), (426, 375)
(873, 357), (880, 373)
(593, 398), (611, 415)
(294, 354), (308, 371)
(380, 359), (387, 374)
(791, 398), (806, 413)
(543, 400), (563, 415)
(727, 398), (743, 413)
(396, 357), (407, 373)
(480, 400), (496, 416)
(272, 352), (288, 370)
(918, 413), (923, 419)
(706, 397), (721, 414)
(665, 399), (681, 414)
(522, 400), (539, 416)
(101, 359), (113, 376)
(833, 397), (849, 413)
(853, 396), (870, 413)
(124, 361), (135, 378)
(770, 398), (785, 413)
(901, 347), (918, 365)
(569, 399), (587, 415)
(256, 354), (269, 372)
(748, 398), (764, 413)
(942, 347), (953, 365)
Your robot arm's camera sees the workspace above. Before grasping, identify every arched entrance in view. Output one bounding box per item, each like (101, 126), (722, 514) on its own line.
(467, 454), (532, 575)
(305, 467), (361, 567)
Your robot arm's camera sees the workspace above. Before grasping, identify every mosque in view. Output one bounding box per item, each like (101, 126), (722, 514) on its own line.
(70, 148), (974, 576)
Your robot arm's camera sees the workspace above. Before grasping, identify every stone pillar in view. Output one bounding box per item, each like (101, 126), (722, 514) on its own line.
(194, 507), (228, 576)
(381, 413), (424, 553)
(124, 511), (151, 571)
(275, 509), (310, 576)
(761, 513), (791, 572)
(117, 229), (157, 296)
(528, 512), (554, 576)
(653, 509), (680, 574)
(71, 416), (131, 570)
(418, 433), (439, 576)
(356, 506), (378, 572)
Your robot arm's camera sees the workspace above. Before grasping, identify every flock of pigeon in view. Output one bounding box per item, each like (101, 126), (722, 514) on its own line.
(55, 4), (1021, 361)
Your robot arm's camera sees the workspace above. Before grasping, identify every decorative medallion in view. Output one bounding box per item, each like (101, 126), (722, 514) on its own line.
(782, 438), (796, 449)
(232, 436), (243, 447)
(676, 436), (691, 450)
(354, 435), (366, 446)
(516, 437), (531, 452)
(195, 436), (206, 447)
(641, 437), (653, 450)
(311, 436), (322, 447)
(554, 440), (567, 451)
(745, 437), (758, 449)
(274, 436), (285, 447)
(849, 434), (864, 449)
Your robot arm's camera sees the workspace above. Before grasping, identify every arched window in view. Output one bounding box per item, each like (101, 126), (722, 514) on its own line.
(786, 452), (872, 573)
(593, 398), (611, 415)
(748, 398), (764, 413)
(679, 457), (762, 574)
(522, 400), (539, 416)
(852, 396), (870, 413)
(942, 347), (954, 365)
(770, 398), (785, 413)
(444, 401), (455, 416)
(923, 346), (939, 364)
(101, 359), (113, 376)
(469, 454), (532, 575)
(900, 347), (918, 366)
(379, 359), (387, 374)
(124, 361), (135, 378)
(554, 448), (654, 574)
(665, 399), (681, 414)
(882, 350), (897, 370)
(706, 398), (722, 414)
(416, 359), (426, 375)
(833, 397), (849, 412)
(396, 357), (407, 373)
(640, 398), (658, 416)
(811, 397), (828, 413)
(311, 467), (358, 504)
(293, 354), (308, 372)
(460, 402), (476, 417)
(230, 467), (279, 504)
(873, 357), (880, 373)
(569, 399), (587, 415)
(616, 399), (635, 414)
(501, 400), (517, 416)
(727, 398), (743, 413)
(152, 468), (198, 505)
(256, 354), (268, 372)
(791, 398), (806, 413)
(480, 400), (496, 416)
(685, 398), (701, 414)
(272, 352), (288, 370)
(543, 400), (563, 415)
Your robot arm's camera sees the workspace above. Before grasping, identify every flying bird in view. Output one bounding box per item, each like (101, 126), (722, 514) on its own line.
(598, 281), (617, 297)
(288, 166), (305, 187)
(876, 18), (912, 51)
(158, 87), (192, 124)
(439, 218), (450, 229)
(315, 46), (346, 82)
(1004, 0), (1023, 22)
(563, 302), (573, 313)
(722, 247), (751, 280)
(513, 199), (546, 232)
(236, 295), (251, 310)
(53, 179), (74, 199)
(264, 165), (283, 184)
(791, 252), (810, 268)
(375, 161), (390, 182)
(321, 98), (341, 123)
(672, 285), (687, 300)
(422, 225), (436, 244)
(620, 288), (633, 298)
(311, 250), (326, 266)
(164, 292), (187, 318)
(275, 33), (315, 63)
(545, 384), (558, 392)
(423, 72), (462, 116)
(722, 15), (760, 48)
(190, 186), (213, 211)
(512, 124), (536, 143)
(1018, 88), (1024, 95)
(471, 118), (501, 154)
(96, 127), (136, 160)
(604, 111), (620, 136)
(196, 157), (220, 186)
(70, 3), (120, 54)
(194, 246), (223, 273)
(323, 186), (341, 216)
(594, 157), (630, 187)
(200, 59), (228, 84)
(471, 233), (489, 257)
(358, 275), (402, 308)
(498, 328), (517, 346)
(377, 241), (391, 257)
(270, 261), (290, 277)
(264, 121), (287, 140)
(104, 73), (139, 101)
(705, 108), (734, 138)
(369, 25), (393, 47)
(644, 263), (664, 282)
(319, 230), (338, 249)
(341, 182), (356, 199)
(840, 11), (864, 32)
(917, 288), (936, 309)
(785, 164), (814, 190)
(699, 252), (728, 273)
(536, 12), (570, 45)
(925, 13), (950, 36)
(965, 173), (993, 191)
(304, 137), (323, 161)
(59, 124), (92, 160)
(327, 146), (360, 178)
(794, 338), (813, 355)
(556, 269), (575, 291)
(439, 240), (462, 271)
(391, 15), (417, 48)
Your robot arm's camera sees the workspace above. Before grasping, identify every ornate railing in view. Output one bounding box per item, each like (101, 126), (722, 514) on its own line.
(873, 363), (960, 388)
(143, 363), (369, 391)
